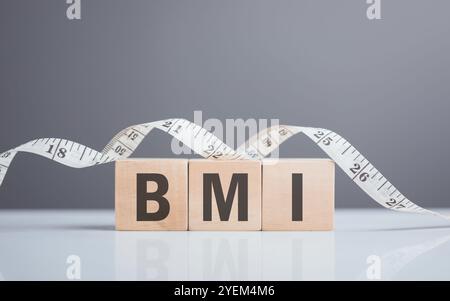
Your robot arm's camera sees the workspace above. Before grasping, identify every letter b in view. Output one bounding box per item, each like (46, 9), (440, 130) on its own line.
(137, 173), (170, 221)
(115, 159), (188, 230)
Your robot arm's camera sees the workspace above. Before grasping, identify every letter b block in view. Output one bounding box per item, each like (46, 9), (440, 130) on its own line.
(115, 159), (188, 230)
(189, 160), (261, 230)
(262, 159), (334, 230)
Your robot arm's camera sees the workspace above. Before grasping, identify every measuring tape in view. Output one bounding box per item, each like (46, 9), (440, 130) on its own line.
(0, 118), (447, 220)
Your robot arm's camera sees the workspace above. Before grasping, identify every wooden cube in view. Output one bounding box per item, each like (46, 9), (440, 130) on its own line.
(115, 159), (188, 230)
(262, 159), (334, 231)
(189, 160), (261, 231)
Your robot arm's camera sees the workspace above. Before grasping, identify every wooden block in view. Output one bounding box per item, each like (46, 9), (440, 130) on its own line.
(188, 160), (261, 231)
(262, 159), (334, 231)
(115, 159), (188, 230)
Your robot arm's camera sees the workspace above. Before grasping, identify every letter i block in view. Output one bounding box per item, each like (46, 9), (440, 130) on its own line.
(188, 160), (261, 231)
(262, 159), (335, 231)
(115, 159), (188, 230)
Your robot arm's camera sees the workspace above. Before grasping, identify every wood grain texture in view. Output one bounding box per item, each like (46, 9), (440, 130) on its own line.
(262, 159), (334, 231)
(189, 160), (261, 231)
(115, 159), (188, 230)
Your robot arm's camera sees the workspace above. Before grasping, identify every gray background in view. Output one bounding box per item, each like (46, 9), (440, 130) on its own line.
(0, 0), (449, 209)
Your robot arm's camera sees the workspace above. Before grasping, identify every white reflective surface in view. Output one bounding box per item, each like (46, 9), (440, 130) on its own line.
(0, 209), (449, 280)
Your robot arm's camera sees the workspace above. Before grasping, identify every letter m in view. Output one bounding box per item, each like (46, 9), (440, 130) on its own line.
(203, 173), (248, 221)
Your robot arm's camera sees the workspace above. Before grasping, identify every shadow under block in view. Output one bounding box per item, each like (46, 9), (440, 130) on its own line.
(262, 159), (335, 231)
(115, 159), (188, 230)
(188, 160), (262, 231)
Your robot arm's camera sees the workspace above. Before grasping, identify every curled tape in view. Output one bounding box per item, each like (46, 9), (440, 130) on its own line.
(0, 118), (447, 220)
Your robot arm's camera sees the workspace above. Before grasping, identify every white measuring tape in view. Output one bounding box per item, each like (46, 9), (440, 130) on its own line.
(0, 118), (447, 220)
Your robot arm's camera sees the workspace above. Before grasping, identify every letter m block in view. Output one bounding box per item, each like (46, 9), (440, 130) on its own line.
(115, 159), (188, 230)
(188, 160), (261, 230)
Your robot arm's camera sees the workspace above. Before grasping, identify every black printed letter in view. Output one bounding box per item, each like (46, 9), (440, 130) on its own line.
(203, 173), (248, 221)
(136, 173), (170, 221)
(292, 173), (303, 221)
